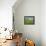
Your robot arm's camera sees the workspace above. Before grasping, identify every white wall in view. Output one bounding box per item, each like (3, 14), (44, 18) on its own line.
(41, 0), (46, 46)
(13, 0), (41, 46)
(0, 0), (16, 30)
(13, 0), (46, 46)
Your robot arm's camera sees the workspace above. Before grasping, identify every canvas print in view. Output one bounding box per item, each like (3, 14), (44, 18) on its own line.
(24, 16), (35, 25)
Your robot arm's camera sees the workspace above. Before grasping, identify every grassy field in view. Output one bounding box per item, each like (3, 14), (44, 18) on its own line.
(24, 19), (33, 25)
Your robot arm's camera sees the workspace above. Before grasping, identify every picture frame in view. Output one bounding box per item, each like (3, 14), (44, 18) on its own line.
(24, 16), (35, 25)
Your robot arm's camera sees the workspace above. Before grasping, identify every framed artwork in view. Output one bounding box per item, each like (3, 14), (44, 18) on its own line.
(24, 16), (35, 25)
